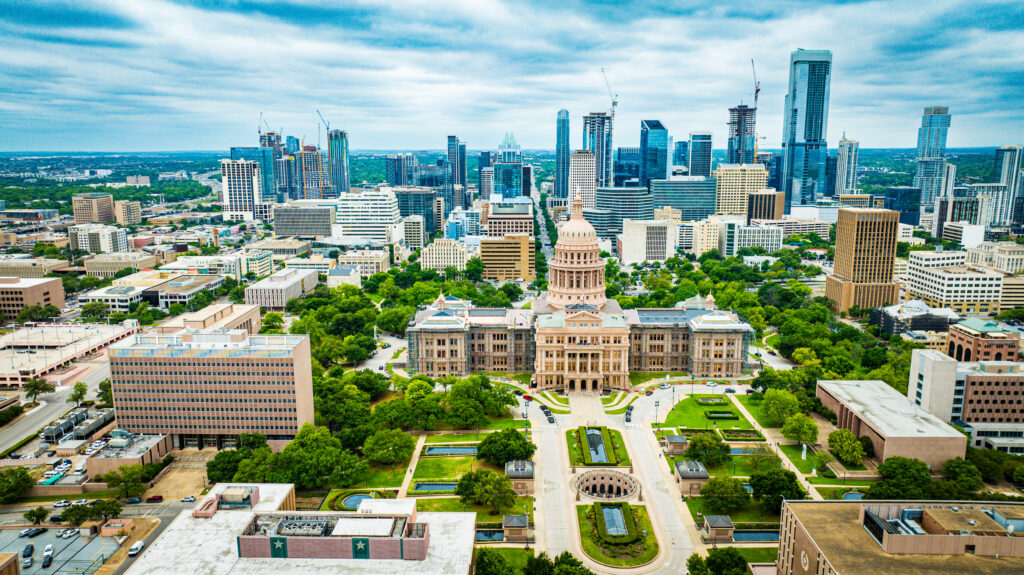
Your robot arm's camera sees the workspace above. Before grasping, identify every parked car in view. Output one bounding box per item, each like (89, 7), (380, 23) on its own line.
(724, 388), (736, 394)
(513, 389), (523, 396)
(547, 416), (555, 423)
(768, 350), (777, 356)
(659, 383), (670, 389)
(50, 515), (63, 523)
(523, 395), (533, 402)
(22, 557), (33, 569)
(53, 500), (71, 508)
(42, 555), (53, 568)
(22, 544), (33, 558)
(18, 528), (33, 537)
(43, 544), (53, 557)
(145, 495), (163, 503)
(181, 496), (196, 503)
(72, 499), (88, 506)
(124, 497), (142, 504)
(625, 414), (631, 423)
(45, 450), (56, 457)
(645, 390), (653, 396)
(128, 541), (145, 557)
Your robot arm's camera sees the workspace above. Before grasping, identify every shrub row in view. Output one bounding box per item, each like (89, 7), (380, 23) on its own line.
(704, 411), (740, 420)
(578, 426), (618, 466)
(0, 404), (24, 427)
(593, 502), (639, 545)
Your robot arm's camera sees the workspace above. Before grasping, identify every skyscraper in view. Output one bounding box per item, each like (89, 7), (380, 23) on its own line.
(688, 132), (713, 177)
(221, 159), (263, 221)
(726, 105), (757, 164)
(230, 147), (276, 204)
(996, 145), (1022, 199)
(583, 112), (613, 187)
(639, 120), (668, 188)
(447, 135), (465, 188)
(825, 154), (838, 198)
(613, 148), (641, 187)
(555, 109), (570, 199)
(824, 208), (900, 313)
(781, 49), (832, 211)
(478, 150), (493, 179)
(385, 153), (416, 186)
(673, 141), (689, 168)
(569, 150), (597, 208)
(835, 137), (860, 194)
(913, 106), (951, 208)
(883, 186), (923, 226)
(295, 146), (328, 200)
(327, 129), (350, 197)
(493, 132), (524, 199)
(285, 136), (300, 154)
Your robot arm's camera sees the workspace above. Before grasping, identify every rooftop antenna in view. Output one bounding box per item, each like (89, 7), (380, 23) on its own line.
(601, 67), (618, 118)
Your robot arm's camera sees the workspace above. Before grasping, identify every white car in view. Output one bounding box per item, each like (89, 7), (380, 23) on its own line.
(128, 540), (145, 557)
(72, 499), (88, 506)
(706, 381), (718, 388)
(53, 500), (71, 508)
(43, 544), (53, 557)
(84, 449), (96, 455)
(659, 383), (671, 389)
(181, 496), (196, 503)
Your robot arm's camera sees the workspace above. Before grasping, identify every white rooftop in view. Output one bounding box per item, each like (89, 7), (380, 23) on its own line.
(818, 380), (964, 439)
(357, 498), (416, 516)
(331, 517), (395, 537)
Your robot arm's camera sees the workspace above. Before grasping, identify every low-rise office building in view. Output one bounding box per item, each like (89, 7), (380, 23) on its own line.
(245, 268), (319, 310)
(947, 317), (1019, 362)
(326, 265), (361, 289)
(273, 205), (336, 238)
(0, 277), (64, 318)
(906, 251), (1002, 315)
(0, 256), (65, 278)
(144, 274), (224, 310)
(868, 299), (960, 337)
(816, 379), (966, 469)
(69, 224), (128, 253)
(748, 217), (830, 238)
(717, 221), (782, 257)
(157, 303), (261, 335)
(80, 285), (147, 313)
(109, 330), (315, 450)
(486, 202), (534, 237)
(616, 219), (679, 266)
(160, 250), (272, 280)
(84, 252), (159, 278)
(248, 238), (311, 261)
(336, 250), (390, 276)
(420, 239), (475, 271)
(283, 254), (335, 274)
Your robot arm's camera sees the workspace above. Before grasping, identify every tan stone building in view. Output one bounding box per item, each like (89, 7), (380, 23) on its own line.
(84, 251), (159, 278)
(480, 234), (535, 282)
(72, 193), (115, 224)
(420, 238), (475, 271)
(825, 208), (900, 313)
(0, 277), (65, 318)
(713, 163), (768, 216)
(114, 200), (142, 225)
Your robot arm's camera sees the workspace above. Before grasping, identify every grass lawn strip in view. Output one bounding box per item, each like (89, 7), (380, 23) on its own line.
(804, 477), (877, 486)
(735, 547), (779, 564)
(684, 496), (780, 524)
(415, 495), (533, 522)
(477, 548), (534, 574)
(355, 461), (410, 488)
(601, 392), (624, 406)
(541, 392), (569, 406)
(424, 433), (487, 444)
(576, 504), (659, 567)
(778, 444), (822, 475)
(606, 395), (638, 414)
(660, 394), (754, 430)
(734, 395), (776, 428)
(628, 371), (687, 386)
(411, 456), (501, 480)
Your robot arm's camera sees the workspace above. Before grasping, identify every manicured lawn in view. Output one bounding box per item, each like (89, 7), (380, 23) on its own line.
(608, 429), (631, 466)
(477, 371), (532, 386)
(778, 444), (822, 475)
(390, 349), (403, 359)
(735, 547), (779, 564)
(734, 394), (776, 428)
(424, 432), (486, 444)
(355, 461), (410, 488)
(601, 392), (623, 405)
(660, 395), (753, 430)
(765, 334), (781, 350)
(542, 392), (569, 406)
(816, 486), (865, 500)
(566, 427), (630, 466)
(606, 396), (638, 414)
(478, 547), (534, 574)
(629, 371), (687, 386)
(684, 496), (780, 524)
(805, 476), (877, 486)
(576, 505), (659, 567)
(705, 455), (759, 478)
(484, 414), (531, 430)
(415, 495), (533, 521)
(412, 456), (474, 480)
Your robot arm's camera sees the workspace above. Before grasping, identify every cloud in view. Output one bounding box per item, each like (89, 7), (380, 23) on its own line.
(0, 0), (1021, 151)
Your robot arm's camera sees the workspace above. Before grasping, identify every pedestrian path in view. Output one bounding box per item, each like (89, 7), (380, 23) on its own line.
(397, 434), (427, 497)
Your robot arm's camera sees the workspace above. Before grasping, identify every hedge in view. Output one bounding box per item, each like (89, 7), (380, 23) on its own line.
(704, 411), (740, 420)
(0, 404), (24, 427)
(579, 426), (617, 466)
(721, 429), (765, 441)
(695, 397), (728, 406)
(593, 502), (639, 545)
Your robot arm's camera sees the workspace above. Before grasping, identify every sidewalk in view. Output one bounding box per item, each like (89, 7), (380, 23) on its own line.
(397, 434), (427, 497)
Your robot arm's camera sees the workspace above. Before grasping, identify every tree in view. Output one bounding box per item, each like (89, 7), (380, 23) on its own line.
(465, 257), (485, 282)
(81, 301), (109, 320)
(684, 432), (731, 467)
(780, 413), (818, 446)
(262, 312), (284, 331)
(168, 303), (186, 316)
(828, 429), (865, 467)
(24, 506), (49, 525)
(685, 554), (711, 575)
(700, 477), (750, 513)
(942, 457), (984, 492)
(477, 429), (536, 466)
(0, 467), (34, 504)
(97, 378), (112, 405)
(93, 498), (122, 521)
(206, 449), (248, 483)
(475, 547), (515, 575)
(760, 388), (801, 427)
(60, 504), (94, 525)
(749, 468), (803, 514)
(456, 470), (517, 515)
(103, 464), (147, 499)
(705, 547), (748, 575)
(362, 430), (416, 465)
(744, 444), (782, 472)
(858, 435), (875, 458)
(68, 381), (88, 406)
(376, 307), (416, 335)
(23, 376), (55, 403)
(867, 456), (932, 500)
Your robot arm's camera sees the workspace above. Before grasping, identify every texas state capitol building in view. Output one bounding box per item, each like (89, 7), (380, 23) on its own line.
(407, 196), (755, 393)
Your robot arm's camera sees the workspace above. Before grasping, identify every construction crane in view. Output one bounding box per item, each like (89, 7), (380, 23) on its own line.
(316, 109), (330, 132)
(751, 59), (761, 109)
(263, 117), (272, 134)
(601, 67), (618, 118)
(258, 112), (264, 136)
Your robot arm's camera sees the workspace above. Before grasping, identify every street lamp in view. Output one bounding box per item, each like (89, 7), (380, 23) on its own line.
(654, 401), (660, 426)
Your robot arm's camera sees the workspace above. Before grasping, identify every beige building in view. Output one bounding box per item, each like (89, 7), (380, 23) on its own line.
(569, 150), (597, 208)
(114, 200), (142, 225)
(0, 257), (65, 278)
(84, 251), (159, 278)
(245, 268), (319, 310)
(825, 208), (900, 313)
(617, 219), (678, 266)
(0, 277), (65, 318)
(480, 234), (535, 282)
(686, 219), (722, 256)
(968, 241), (1024, 273)
(486, 203), (533, 237)
(248, 238), (311, 261)
(403, 215), (426, 250)
(420, 239), (475, 271)
(749, 217), (830, 238)
(283, 254), (336, 274)
(158, 303), (261, 334)
(713, 163), (768, 216)
(326, 265), (361, 289)
(654, 206), (682, 223)
(336, 250), (390, 276)
(72, 193), (115, 224)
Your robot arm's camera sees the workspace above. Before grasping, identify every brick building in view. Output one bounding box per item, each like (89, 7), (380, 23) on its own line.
(0, 277), (64, 318)
(948, 317), (1019, 362)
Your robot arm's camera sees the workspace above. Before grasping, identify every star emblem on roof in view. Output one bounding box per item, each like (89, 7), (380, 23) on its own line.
(355, 540), (366, 550)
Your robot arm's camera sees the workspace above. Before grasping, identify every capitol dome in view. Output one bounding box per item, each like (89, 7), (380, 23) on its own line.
(557, 195), (598, 247)
(545, 194), (606, 309)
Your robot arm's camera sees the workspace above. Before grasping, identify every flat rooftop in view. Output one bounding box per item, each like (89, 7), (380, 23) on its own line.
(0, 276), (61, 288)
(124, 509), (475, 575)
(818, 380), (962, 439)
(110, 330), (306, 358)
(158, 303), (259, 332)
(0, 323), (132, 375)
(788, 501), (1024, 575)
(91, 434), (165, 460)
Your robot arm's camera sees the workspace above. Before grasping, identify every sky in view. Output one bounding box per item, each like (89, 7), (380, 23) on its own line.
(1, 0), (1022, 152)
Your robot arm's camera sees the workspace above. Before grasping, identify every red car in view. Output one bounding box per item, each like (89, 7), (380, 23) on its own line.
(145, 495), (163, 503)
(523, 395), (533, 402)
(645, 390), (653, 396)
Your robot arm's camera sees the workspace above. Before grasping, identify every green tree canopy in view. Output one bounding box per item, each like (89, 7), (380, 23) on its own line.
(477, 429), (536, 466)
(684, 432), (731, 468)
(701, 477), (750, 513)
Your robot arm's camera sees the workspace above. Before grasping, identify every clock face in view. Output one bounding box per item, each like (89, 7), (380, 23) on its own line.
(800, 550), (810, 571)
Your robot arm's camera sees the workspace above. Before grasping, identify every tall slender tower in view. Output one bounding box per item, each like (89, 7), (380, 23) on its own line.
(555, 109), (570, 199)
(583, 112), (613, 188)
(569, 150), (597, 209)
(913, 106), (951, 209)
(780, 49), (832, 211)
(824, 208), (900, 313)
(327, 129), (350, 197)
(727, 105), (757, 164)
(835, 136), (860, 194)
(688, 132), (713, 177)
(639, 120), (668, 188)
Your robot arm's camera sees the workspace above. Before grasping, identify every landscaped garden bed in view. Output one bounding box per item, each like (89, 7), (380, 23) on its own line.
(720, 429), (765, 441)
(577, 503), (659, 567)
(567, 426), (631, 467)
(321, 489), (396, 511)
(695, 397), (728, 406)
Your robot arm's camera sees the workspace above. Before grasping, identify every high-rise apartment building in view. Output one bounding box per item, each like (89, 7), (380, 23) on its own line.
(109, 330), (315, 450)
(825, 208), (900, 312)
(68, 224), (128, 254)
(932, 194), (985, 237)
(230, 147), (277, 204)
(221, 159), (269, 221)
(393, 186), (438, 234)
(726, 105), (756, 164)
(327, 129), (350, 196)
(114, 200), (142, 225)
(672, 141), (689, 168)
(569, 150), (597, 208)
(996, 145), (1022, 225)
(688, 132), (713, 177)
(555, 109), (570, 199)
(781, 49), (832, 210)
(713, 163), (768, 216)
(72, 193), (115, 224)
(746, 189), (785, 223)
(914, 106), (952, 208)
(295, 146), (329, 200)
(582, 112), (613, 187)
(639, 120), (668, 187)
(835, 136), (859, 194)
(385, 153), (416, 186)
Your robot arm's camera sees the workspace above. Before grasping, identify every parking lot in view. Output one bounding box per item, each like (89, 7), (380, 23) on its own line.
(0, 527), (118, 574)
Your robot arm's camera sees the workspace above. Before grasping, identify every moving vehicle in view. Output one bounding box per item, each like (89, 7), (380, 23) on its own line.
(547, 416), (555, 423)
(128, 540), (145, 557)
(625, 414), (631, 423)
(145, 495), (163, 503)
(72, 499), (88, 506)
(645, 390), (653, 396)
(724, 388), (736, 394)
(706, 382), (717, 388)
(124, 497), (142, 504)
(181, 496), (196, 503)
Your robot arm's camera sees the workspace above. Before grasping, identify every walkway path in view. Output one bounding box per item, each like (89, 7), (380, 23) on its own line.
(397, 434), (427, 497)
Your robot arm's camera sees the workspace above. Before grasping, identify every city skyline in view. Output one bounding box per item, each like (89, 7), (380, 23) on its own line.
(2, 1), (1023, 152)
